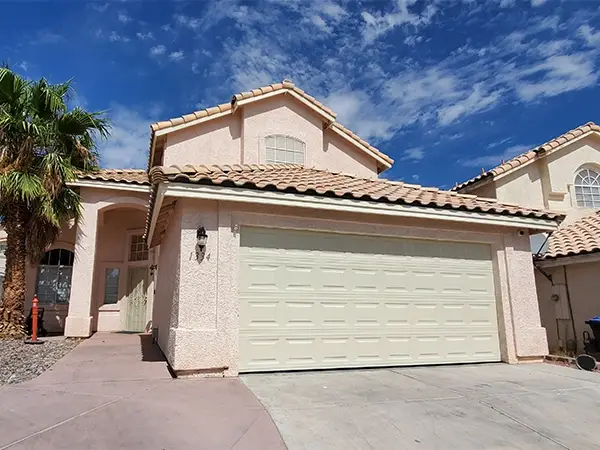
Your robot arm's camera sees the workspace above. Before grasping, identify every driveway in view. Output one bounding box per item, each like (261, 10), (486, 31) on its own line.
(0, 333), (285, 450)
(243, 363), (600, 449)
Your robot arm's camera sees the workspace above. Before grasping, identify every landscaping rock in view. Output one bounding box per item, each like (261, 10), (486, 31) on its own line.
(0, 337), (81, 385)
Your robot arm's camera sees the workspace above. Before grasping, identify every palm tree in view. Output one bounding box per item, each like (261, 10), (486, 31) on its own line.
(0, 68), (109, 338)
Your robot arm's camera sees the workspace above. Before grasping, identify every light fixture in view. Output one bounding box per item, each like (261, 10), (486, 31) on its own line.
(196, 226), (208, 260)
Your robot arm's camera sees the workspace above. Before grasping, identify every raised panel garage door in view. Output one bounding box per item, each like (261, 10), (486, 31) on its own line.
(239, 227), (501, 372)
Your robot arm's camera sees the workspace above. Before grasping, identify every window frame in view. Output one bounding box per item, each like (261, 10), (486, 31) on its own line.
(574, 168), (600, 208)
(264, 134), (306, 165)
(35, 248), (75, 306)
(127, 232), (150, 264)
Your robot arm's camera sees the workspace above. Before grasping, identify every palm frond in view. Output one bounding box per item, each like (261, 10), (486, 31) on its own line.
(0, 68), (28, 107)
(0, 171), (45, 203)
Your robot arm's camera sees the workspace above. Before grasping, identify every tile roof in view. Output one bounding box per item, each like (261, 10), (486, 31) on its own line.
(148, 80), (393, 169)
(148, 164), (562, 221)
(77, 169), (149, 185)
(454, 122), (600, 192)
(538, 212), (600, 259)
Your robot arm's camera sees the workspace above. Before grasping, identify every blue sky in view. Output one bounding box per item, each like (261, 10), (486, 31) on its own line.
(3, 0), (600, 188)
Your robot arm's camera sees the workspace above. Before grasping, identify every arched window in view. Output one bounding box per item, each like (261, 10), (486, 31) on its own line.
(36, 248), (74, 305)
(575, 168), (600, 208)
(265, 135), (305, 165)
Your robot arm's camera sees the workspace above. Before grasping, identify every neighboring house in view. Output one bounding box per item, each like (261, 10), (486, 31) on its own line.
(1, 80), (562, 376)
(454, 122), (600, 354)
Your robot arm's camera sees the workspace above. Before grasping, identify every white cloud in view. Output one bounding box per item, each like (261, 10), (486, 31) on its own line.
(17, 61), (28, 72)
(499, 0), (515, 7)
(97, 105), (159, 169)
(169, 51), (185, 62)
(175, 14), (202, 30)
(461, 144), (532, 168)
(361, 0), (437, 42)
(324, 90), (395, 140)
(310, 15), (330, 32)
(579, 25), (600, 47)
(108, 31), (130, 43)
(136, 32), (154, 41)
(196, 3), (600, 145)
(438, 84), (502, 125)
(150, 45), (166, 56)
(514, 53), (598, 101)
(531, 0), (546, 6)
(401, 147), (425, 161)
(412, 174), (420, 181)
(118, 12), (131, 23)
(30, 30), (64, 44)
(91, 3), (109, 12)
(317, 1), (348, 20)
(487, 137), (511, 148)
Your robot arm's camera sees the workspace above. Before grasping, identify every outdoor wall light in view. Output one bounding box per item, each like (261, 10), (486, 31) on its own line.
(196, 226), (208, 260)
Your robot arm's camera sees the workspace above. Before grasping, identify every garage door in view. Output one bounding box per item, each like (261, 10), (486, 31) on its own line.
(239, 227), (501, 372)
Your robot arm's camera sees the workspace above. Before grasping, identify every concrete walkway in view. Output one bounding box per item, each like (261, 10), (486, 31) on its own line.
(243, 363), (600, 450)
(0, 333), (285, 450)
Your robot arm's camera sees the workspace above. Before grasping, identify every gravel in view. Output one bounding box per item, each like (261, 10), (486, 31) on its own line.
(0, 337), (81, 385)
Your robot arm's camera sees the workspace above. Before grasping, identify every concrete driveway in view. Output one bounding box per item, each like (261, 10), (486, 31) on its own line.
(243, 363), (600, 449)
(0, 333), (285, 450)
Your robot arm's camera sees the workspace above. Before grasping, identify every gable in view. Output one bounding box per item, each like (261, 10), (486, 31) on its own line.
(454, 122), (600, 193)
(148, 80), (393, 173)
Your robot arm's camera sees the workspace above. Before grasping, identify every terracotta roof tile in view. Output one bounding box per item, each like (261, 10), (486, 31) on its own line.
(538, 212), (600, 259)
(454, 122), (600, 191)
(147, 79), (393, 169)
(77, 169), (149, 185)
(149, 164), (562, 221)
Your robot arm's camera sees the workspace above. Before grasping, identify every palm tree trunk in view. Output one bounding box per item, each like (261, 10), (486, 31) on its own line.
(0, 204), (28, 338)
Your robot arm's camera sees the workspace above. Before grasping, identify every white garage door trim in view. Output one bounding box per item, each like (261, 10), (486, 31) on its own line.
(239, 227), (501, 372)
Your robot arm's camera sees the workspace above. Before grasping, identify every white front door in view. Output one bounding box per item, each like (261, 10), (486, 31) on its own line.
(126, 266), (148, 332)
(239, 227), (501, 372)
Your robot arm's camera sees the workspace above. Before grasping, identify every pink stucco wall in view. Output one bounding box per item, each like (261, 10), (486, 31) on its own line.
(65, 187), (151, 337)
(152, 203), (182, 365)
(153, 199), (548, 375)
(536, 261), (600, 353)
(164, 114), (241, 167)
(160, 94), (380, 178)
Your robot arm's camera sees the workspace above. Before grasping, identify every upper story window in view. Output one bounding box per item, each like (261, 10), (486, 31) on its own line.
(574, 168), (600, 208)
(265, 135), (305, 165)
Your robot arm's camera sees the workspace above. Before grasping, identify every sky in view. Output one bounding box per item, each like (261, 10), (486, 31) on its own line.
(3, 0), (600, 189)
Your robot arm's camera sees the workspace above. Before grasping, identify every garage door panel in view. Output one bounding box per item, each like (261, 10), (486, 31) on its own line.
(240, 227), (501, 372)
(242, 296), (496, 329)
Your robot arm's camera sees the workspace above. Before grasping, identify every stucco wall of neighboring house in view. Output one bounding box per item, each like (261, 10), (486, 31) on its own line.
(535, 261), (600, 353)
(160, 94), (380, 178)
(471, 181), (497, 200)
(470, 136), (600, 219)
(494, 163), (545, 210)
(163, 114), (241, 167)
(153, 203), (181, 366)
(161, 198), (548, 375)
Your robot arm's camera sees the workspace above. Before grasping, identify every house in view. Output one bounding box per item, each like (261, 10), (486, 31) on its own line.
(2, 80), (562, 376)
(454, 122), (600, 354)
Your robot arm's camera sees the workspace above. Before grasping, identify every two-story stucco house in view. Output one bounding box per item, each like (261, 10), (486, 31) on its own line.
(1, 80), (562, 376)
(454, 122), (600, 354)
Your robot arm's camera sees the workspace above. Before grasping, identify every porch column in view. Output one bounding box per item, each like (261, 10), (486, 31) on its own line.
(504, 232), (549, 360)
(64, 203), (99, 337)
